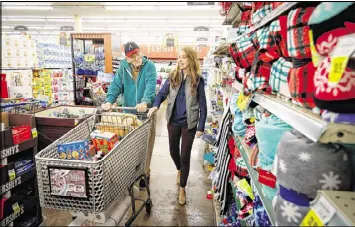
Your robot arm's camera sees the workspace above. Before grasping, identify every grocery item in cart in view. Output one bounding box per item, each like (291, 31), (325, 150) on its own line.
(90, 130), (119, 155)
(96, 112), (142, 137)
(57, 139), (91, 160)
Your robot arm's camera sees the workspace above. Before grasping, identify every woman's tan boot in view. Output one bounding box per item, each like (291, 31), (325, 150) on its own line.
(176, 170), (181, 185)
(179, 187), (186, 205)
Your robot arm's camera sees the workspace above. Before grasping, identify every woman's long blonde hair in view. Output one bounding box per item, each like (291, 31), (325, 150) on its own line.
(170, 46), (201, 95)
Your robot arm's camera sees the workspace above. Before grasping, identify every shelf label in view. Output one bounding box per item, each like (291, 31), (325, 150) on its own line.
(12, 202), (21, 214)
(32, 128), (38, 138)
(300, 209), (324, 226)
(1, 145), (20, 159)
(84, 54), (95, 62)
(1, 176), (22, 194)
(329, 56), (348, 85)
(8, 169), (16, 181)
(237, 92), (252, 111)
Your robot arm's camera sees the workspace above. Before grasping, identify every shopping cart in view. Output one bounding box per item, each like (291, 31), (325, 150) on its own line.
(0, 98), (45, 113)
(35, 107), (153, 226)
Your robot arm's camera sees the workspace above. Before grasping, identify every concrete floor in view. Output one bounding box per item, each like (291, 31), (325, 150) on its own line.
(43, 104), (214, 226)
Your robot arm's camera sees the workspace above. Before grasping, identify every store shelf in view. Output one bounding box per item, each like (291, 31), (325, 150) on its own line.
(233, 82), (355, 144)
(223, 3), (242, 25)
(314, 191), (355, 226)
(213, 43), (230, 55)
(234, 2), (298, 42)
(0, 168), (36, 195)
(0, 196), (39, 226)
(213, 196), (222, 226)
(235, 136), (276, 226)
(1, 138), (38, 160)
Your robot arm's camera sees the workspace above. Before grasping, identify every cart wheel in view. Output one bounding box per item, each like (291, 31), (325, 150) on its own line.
(146, 200), (152, 214)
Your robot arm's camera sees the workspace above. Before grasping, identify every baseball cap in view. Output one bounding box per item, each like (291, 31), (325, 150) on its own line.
(125, 42), (140, 57)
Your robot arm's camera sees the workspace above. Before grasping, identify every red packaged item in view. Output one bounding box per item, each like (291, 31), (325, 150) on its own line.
(1, 74), (9, 98)
(11, 125), (32, 144)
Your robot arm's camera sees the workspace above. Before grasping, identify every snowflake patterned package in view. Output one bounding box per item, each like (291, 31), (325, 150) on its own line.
(276, 129), (352, 199)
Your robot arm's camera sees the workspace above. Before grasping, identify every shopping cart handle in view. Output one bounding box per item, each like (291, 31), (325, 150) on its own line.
(97, 106), (151, 112)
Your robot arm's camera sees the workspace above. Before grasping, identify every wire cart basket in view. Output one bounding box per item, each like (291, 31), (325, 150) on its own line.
(0, 98), (45, 114)
(89, 88), (106, 107)
(35, 107), (153, 226)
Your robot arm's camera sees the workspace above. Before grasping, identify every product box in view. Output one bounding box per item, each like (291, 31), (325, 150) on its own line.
(57, 139), (91, 160)
(90, 130), (119, 155)
(12, 125), (31, 145)
(8, 86), (33, 99)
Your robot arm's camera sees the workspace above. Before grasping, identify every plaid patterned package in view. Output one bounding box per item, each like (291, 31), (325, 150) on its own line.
(278, 15), (290, 58)
(234, 34), (258, 69)
(288, 61), (317, 108)
(255, 21), (282, 62)
(251, 2), (274, 25)
(236, 157), (249, 177)
(236, 25), (250, 36)
(270, 57), (293, 98)
(243, 125), (257, 148)
(273, 2), (284, 9)
(238, 2), (252, 10)
(245, 53), (272, 94)
(287, 7), (316, 59)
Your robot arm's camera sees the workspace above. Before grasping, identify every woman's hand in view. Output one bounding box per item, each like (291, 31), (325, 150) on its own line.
(196, 131), (204, 138)
(148, 107), (158, 118)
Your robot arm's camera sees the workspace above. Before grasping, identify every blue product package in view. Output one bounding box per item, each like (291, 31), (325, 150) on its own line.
(16, 163), (34, 176)
(57, 139), (91, 160)
(15, 160), (33, 169)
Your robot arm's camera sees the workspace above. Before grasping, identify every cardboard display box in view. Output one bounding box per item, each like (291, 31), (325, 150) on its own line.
(35, 105), (95, 151)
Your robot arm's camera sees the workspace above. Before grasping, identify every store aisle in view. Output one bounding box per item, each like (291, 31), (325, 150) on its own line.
(43, 103), (214, 226)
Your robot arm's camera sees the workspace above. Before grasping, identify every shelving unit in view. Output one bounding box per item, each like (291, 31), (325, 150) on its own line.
(213, 196), (222, 226)
(314, 191), (355, 226)
(222, 3), (242, 26)
(234, 136), (276, 226)
(233, 81), (355, 144)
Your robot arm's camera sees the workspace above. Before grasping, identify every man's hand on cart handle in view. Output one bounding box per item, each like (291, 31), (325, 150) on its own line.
(102, 102), (112, 111)
(148, 107), (158, 118)
(136, 102), (148, 113)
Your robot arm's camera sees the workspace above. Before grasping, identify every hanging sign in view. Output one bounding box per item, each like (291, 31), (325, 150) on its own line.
(187, 2), (215, 5)
(14, 26), (28, 31)
(194, 26), (209, 31)
(60, 26), (74, 31)
(197, 37), (208, 42)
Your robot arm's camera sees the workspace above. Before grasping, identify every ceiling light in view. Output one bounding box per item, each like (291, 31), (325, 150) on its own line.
(104, 5), (158, 10)
(2, 6), (53, 10)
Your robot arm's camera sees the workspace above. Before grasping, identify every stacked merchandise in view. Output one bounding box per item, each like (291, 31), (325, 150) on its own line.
(52, 69), (75, 105)
(32, 70), (53, 104)
(220, 2), (355, 226)
(73, 39), (105, 76)
(1, 35), (37, 69)
(0, 113), (42, 226)
(112, 57), (122, 74)
(36, 43), (71, 69)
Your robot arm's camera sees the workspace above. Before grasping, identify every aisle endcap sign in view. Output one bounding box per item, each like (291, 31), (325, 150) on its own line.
(60, 26), (74, 31)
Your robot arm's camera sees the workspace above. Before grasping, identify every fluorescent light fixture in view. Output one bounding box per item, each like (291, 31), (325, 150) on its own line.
(3, 18), (74, 22)
(105, 5), (158, 10)
(83, 16), (223, 20)
(2, 6), (53, 10)
(158, 6), (216, 10)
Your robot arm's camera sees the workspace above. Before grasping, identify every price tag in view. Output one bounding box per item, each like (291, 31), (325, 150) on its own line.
(309, 30), (321, 67)
(84, 54), (95, 62)
(300, 209), (324, 226)
(8, 169), (16, 181)
(32, 128), (38, 138)
(311, 195), (336, 224)
(12, 202), (21, 214)
(329, 56), (348, 85)
(237, 92), (252, 111)
(329, 34), (355, 85)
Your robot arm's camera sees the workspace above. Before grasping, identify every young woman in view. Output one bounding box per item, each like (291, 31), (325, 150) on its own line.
(148, 46), (207, 205)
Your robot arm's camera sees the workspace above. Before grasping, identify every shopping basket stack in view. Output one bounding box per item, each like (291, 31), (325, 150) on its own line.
(35, 107), (153, 225)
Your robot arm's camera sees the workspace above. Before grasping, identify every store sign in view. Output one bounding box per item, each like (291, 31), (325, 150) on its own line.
(187, 2), (215, 5)
(60, 26), (74, 31)
(197, 37), (208, 42)
(14, 25), (28, 31)
(194, 26), (209, 31)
